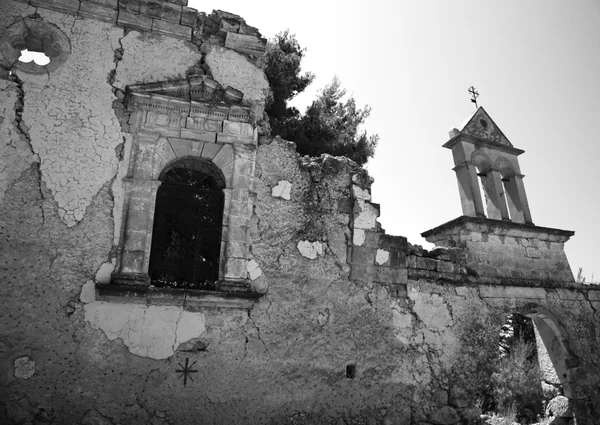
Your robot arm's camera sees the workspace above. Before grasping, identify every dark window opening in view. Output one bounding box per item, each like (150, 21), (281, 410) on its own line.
(346, 364), (356, 379)
(149, 158), (225, 290)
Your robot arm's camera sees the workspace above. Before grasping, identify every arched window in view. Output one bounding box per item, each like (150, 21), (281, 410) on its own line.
(149, 158), (226, 290)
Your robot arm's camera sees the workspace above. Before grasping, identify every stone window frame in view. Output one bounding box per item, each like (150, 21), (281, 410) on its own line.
(0, 18), (71, 75)
(101, 89), (260, 308)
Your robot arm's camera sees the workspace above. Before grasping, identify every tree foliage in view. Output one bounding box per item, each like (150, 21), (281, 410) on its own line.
(263, 30), (314, 135)
(263, 32), (378, 166)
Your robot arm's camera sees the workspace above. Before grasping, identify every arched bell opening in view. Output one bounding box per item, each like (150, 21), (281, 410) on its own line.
(471, 151), (498, 219)
(496, 157), (526, 224)
(148, 157), (226, 290)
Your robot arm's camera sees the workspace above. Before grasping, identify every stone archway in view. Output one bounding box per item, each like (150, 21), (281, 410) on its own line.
(519, 304), (580, 423)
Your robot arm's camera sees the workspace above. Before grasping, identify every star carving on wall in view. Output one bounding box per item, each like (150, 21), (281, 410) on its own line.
(176, 357), (198, 386)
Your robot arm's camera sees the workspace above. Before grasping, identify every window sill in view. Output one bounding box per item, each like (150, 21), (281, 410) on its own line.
(95, 282), (263, 310)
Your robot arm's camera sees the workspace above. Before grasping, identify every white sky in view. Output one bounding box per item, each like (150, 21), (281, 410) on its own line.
(188, 0), (600, 281)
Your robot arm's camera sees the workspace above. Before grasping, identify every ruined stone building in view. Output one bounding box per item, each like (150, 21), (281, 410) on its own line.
(1, 1), (599, 424)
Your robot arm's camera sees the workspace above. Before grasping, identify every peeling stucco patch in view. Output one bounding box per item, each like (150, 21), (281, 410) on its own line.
(94, 259), (115, 284)
(271, 180), (291, 200)
(247, 259), (263, 280)
(354, 199), (378, 230)
(80, 281), (96, 304)
(84, 302), (205, 360)
(409, 288), (453, 332)
(353, 228), (365, 246)
(297, 240), (323, 260)
(352, 185), (371, 201)
(376, 249), (390, 265)
(205, 46), (269, 103)
(14, 356), (35, 379)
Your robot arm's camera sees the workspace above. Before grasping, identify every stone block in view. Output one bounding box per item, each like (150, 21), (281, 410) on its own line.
(164, 0), (186, 5)
(351, 246), (375, 265)
(32, 0), (80, 13)
(224, 121), (253, 139)
(140, 0), (162, 18)
(224, 32), (267, 56)
(234, 157), (255, 176)
(147, 287), (185, 306)
(121, 250), (145, 273)
(79, 2), (118, 22)
(231, 188), (249, 202)
(415, 256), (438, 271)
(118, 10), (153, 31)
(363, 230), (380, 247)
(224, 257), (247, 279)
(436, 261), (454, 274)
(220, 17), (241, 33)
(407, 268), (430, 280)
(389, 250), (407, 268)
(587, 289), (600, 301)
(228, 225), (248, 243)
(181, 6), (197, 26)
(226, 241), (247, 259)
(377, 267), (408, 284)
(337, 197), (353, 213)
(179, 129), (216, 143)
(119, 0), (140, 13)
(479, 285), (547, 299)
(84, 0), (118, 7)
(229, 199), (250, 217)
(526, 247), (541, 258)
(349, 265), (375, 283)
(123, 230), (148, 251)
(152, 18), (192, 39)
(159, 1), (181, 23)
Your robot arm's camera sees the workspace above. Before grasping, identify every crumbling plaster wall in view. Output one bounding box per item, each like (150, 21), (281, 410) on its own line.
(2, 2), (600, 425)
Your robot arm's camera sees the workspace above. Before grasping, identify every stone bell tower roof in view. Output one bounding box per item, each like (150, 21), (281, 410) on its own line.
(450, 106), (513, 147)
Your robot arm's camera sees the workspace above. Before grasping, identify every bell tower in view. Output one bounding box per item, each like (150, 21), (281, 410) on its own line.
(444, 107), (532, 224)
(422, 107), (576, 285)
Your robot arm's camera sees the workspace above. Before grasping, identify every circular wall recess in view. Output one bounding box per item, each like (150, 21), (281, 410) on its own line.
(0, 18), (71, 75)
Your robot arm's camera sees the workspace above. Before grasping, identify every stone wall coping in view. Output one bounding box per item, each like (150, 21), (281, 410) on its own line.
(421, 215), (574, 242)
(96, 283), (262, 309)
(443, 133), (525, 156)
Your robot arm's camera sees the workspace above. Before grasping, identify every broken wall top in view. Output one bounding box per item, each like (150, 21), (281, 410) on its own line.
(8, 0), (267, 57)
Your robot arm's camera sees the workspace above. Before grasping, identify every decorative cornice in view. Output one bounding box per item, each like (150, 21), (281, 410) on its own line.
(421, 215), (574, 242)
(443, 133), (525, 156)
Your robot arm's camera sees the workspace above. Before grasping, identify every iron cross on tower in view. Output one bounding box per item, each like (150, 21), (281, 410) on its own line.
(468, 86), (479, 108)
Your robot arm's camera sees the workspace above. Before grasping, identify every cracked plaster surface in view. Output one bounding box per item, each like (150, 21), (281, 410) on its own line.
(0, 79), (38, 204)
(19, 13), (123, 226)
(84, 301), (206, 360)
(112, 31), (200, 90)
(205, 45), (269, 104)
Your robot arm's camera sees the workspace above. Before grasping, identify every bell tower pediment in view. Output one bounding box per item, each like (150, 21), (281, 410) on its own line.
(455, 107), (512, 147)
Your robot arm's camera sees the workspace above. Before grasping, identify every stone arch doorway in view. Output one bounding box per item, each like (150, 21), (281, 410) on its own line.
(518, 305), (580, 423)
(148, 157), (226, 290)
